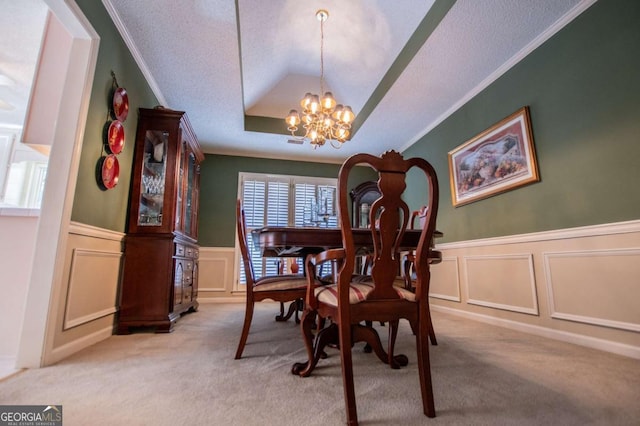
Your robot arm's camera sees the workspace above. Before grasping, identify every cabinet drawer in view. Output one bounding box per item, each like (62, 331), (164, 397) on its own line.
(186, 246), (199, 258)
(184, 260), (194, 272)
(175, 243), (185, 256)
(183, 286), (192, 303)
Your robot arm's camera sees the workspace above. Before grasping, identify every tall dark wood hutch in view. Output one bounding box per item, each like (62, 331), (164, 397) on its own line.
(350, 181), (381, 228)
(118, 107), (204, 334)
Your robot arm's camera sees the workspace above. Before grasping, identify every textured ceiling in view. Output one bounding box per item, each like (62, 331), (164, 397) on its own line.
(103, 0), (593, 163)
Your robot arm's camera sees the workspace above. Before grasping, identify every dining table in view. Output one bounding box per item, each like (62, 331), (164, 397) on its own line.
(253, 225), (443, 376)
(253, 226), (443, 264)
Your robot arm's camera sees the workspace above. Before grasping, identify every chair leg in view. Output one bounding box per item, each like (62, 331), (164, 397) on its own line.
(316, 311), (325, 330)
(293, 316), (335, 377)
(234, 298), (255, 359)
(427, 306), (438, 346)
(339, 322), (358, 426)
(410, 307), (437, 346)
(295, 298), (303, 324)
(417, 314), (436, 418)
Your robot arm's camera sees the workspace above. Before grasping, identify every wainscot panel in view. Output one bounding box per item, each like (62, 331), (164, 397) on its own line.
(431, 220), (640, 359)
(463, 254), (538, 315)
(429, 257), (461, 302)
(64, 248), (122, 329)
(544, 248), (640, 332)
(47, 222), (124, 365)
(198, 247), (242, 302)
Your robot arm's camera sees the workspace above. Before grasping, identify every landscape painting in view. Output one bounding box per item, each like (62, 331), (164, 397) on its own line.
(448, 107), (539, 207)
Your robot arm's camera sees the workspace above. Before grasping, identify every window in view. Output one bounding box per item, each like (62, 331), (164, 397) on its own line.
(0, 2), (49, 212)
(0, 127), (48, 209)
(237, 172), (338, 286)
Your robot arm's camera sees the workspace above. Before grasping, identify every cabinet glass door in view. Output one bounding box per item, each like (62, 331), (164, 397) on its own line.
(184, 152), (196, 236)
(175, 141), (186, 231)
(138, 130), (168, 226)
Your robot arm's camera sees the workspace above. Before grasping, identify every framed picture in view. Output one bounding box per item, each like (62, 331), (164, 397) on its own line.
(448, 106), (539, 207)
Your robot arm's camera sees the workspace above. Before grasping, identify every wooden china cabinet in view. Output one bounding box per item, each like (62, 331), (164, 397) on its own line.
(349, 181), (381, 228)
(117, 107), (204, 334)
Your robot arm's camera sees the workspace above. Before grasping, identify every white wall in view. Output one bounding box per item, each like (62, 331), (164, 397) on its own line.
(0, 214), (38, 362)
(15, 0), (99, 368)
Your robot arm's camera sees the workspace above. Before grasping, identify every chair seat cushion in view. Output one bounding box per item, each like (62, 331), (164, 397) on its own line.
(254, 275), (308, 292)
(315, 279), (416, 305)
(352, 274), (407, 287)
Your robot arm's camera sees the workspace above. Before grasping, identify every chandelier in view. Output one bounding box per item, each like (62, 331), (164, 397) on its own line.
(285, 9), (356, 149)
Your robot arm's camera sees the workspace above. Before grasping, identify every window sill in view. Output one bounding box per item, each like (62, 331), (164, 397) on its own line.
(0, 206), (41, 217)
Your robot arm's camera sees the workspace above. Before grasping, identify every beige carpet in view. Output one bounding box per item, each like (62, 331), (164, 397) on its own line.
(1, 302), (639, 425)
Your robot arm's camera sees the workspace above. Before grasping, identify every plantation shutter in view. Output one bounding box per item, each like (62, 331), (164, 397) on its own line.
(239, 179), (266, 283)
(264, 179), (290, 276)
(293, 183), (316, 227)
(238, 173), (337, 285)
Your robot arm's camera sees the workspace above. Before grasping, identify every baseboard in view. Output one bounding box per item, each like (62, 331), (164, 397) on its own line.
(46, 325), (114, 365)
(0, 356), (21, 381)
(431, 305), (640, 360)
(199, 297), (244, 304)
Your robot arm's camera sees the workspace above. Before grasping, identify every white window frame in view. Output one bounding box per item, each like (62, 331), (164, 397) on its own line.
(0, 126), (48, 211)
(234, 172), (338, 291)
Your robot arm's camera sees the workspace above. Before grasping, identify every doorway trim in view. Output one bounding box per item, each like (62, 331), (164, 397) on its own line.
(16, 0), (99, 368)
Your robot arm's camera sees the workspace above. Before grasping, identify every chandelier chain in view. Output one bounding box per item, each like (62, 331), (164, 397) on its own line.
(320, 15), (325, 95)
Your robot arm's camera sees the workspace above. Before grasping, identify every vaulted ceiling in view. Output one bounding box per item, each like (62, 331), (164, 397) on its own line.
(103, 0), (591, 163)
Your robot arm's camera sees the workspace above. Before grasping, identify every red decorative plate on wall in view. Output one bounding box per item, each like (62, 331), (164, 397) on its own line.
(101, 154), (120, 190)
(112, 87), (129, 122)
(106, 120), (125, 154)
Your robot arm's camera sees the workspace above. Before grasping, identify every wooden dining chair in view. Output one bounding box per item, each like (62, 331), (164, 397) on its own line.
(403, 206), (438, 345)
(234, 199), (308, 359)
(292, 150), (439, 425)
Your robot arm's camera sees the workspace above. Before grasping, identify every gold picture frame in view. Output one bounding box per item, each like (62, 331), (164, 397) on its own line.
(448, 106), (539, 207)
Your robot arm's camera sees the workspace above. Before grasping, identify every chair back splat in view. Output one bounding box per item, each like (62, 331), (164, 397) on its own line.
(292, 150), (439, 425)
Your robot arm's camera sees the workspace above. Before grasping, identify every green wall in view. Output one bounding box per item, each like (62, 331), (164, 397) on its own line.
(70, 0), (158, 232)
(70, 0), (639, 244)
(67, 2), (376, 242)
(404, 0), (640, 243)
(198, 154), (376, 247)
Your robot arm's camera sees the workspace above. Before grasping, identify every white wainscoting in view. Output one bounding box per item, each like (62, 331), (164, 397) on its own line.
(544, 248), (640, 332)
(432, 219), (640, 359)
(463, 254), (538, 315)
(47, 222), (125, 365)
(198, 247), (242, 302)
(430, 257), (461, 302)
(63, 248), (122, 329)
(197, 220), (640, 358)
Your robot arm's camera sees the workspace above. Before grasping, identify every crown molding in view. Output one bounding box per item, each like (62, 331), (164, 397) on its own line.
(101, 0), (167, 106)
